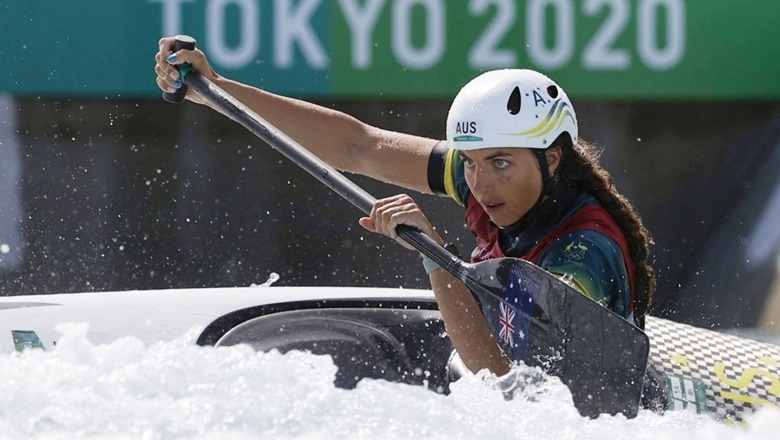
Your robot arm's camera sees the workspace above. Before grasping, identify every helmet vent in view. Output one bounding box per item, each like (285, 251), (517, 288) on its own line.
(507, 86), (522, 115)
(547, 85), (559, 98)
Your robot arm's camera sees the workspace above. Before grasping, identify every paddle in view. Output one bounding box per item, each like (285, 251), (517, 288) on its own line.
(164, 35), (649, 418)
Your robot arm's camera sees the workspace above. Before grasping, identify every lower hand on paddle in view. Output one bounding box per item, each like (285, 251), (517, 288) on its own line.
(358, 194), (444, 251)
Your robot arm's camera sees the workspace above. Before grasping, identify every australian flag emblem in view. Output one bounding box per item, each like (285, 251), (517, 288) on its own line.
(498, 302), (516, 346)
(486, 261), (539, 357)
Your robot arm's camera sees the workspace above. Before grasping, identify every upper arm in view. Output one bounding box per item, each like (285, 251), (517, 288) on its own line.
(218, 81), (440, 194)
(351, 126), (441, 194)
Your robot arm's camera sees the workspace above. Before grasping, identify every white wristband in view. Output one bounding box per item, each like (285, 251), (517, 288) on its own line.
(420, 243), (461, 275)
(421, 254), (441, 275)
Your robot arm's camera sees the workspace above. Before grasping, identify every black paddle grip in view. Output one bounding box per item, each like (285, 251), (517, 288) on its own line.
(162, 35), (197, 104)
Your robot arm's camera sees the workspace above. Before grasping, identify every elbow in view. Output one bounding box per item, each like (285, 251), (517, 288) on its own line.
(343, 122), (380, 175)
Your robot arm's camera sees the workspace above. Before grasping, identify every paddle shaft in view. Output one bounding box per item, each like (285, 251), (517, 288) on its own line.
(180, 69), (472, 283)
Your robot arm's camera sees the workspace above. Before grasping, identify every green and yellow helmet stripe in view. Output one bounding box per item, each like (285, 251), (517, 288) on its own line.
(505, 99), (576, 139)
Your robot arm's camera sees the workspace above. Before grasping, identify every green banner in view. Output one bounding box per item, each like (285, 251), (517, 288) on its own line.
(1, 0), (778, 100)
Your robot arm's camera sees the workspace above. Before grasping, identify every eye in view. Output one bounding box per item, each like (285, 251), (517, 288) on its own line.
(494, 158), (509, 169)
(462, 157), (475, 168)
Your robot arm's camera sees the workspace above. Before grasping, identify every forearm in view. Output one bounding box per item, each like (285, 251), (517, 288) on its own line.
(430, 269), (511, 376)
(208, 76), (437, 193)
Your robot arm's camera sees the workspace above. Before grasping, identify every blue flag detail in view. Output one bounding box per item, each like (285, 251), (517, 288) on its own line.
(482, 263), (540, 359)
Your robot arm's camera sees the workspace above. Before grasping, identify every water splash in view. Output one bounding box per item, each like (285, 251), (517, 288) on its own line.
(251, 272), (280, 287)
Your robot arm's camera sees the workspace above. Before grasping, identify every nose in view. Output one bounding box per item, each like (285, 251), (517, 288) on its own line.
(468, 163), (492, 194)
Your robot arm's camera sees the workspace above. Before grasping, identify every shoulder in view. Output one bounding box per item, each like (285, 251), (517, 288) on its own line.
(427, 141), (469, 205)
(540, 229), (624, 269)
(538, 229), (631, 315)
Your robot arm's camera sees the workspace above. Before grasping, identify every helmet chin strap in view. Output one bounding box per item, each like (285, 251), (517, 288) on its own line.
(499, 148), (557, 232)
(533, 149), (556, 198)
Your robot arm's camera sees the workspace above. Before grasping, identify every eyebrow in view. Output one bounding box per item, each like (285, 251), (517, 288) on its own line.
(459, 150), (513, 161)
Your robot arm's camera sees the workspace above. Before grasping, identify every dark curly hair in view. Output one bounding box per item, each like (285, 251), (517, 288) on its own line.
(553, 135), (656, 329)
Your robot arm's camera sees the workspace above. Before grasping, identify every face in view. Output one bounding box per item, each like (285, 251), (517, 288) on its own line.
(460, 147), (549, 227)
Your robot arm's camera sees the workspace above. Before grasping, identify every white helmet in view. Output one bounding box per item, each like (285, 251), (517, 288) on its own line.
(446, 69), (578, 151)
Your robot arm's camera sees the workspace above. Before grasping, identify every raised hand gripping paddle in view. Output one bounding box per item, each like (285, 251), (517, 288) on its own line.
(165, 35), (649, 419)
(162, 35), (196, 103)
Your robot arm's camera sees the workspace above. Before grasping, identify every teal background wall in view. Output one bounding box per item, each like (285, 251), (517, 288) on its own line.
(3, 0), (779, 99)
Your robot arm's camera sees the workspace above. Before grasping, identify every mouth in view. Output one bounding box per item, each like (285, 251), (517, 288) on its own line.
(480, 201), (504, 214)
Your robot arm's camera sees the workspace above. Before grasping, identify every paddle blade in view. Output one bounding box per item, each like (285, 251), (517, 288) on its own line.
(463, 257), (649, 418)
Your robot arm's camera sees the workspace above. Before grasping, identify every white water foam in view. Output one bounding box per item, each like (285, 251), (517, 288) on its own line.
(0, 324), (777, 440)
